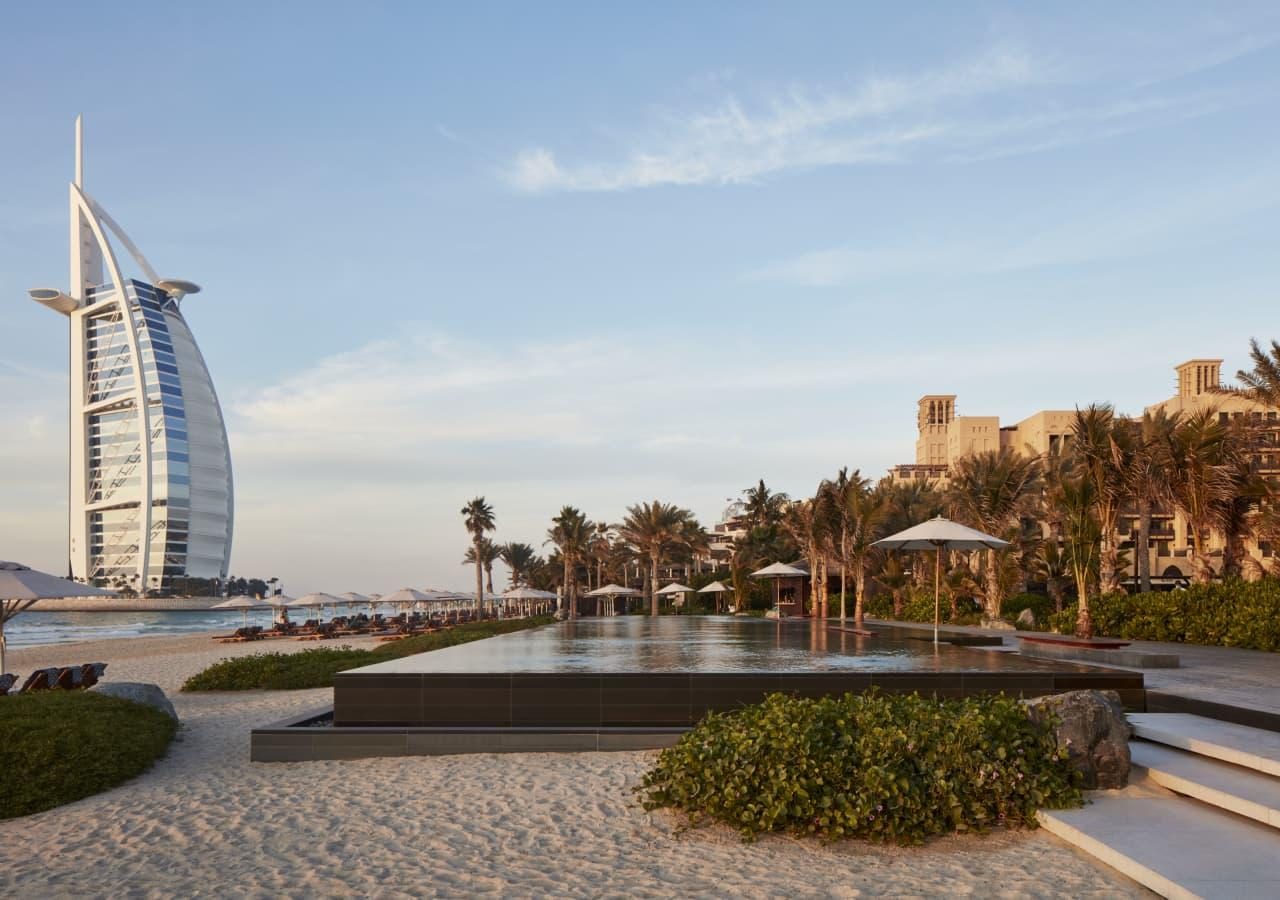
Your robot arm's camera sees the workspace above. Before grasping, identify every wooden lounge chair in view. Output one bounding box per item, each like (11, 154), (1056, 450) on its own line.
(54, 666), (85, 690)
(20, 668), (59, 693)
(0, 673), (16, 695)
(80, 662), (107, 688)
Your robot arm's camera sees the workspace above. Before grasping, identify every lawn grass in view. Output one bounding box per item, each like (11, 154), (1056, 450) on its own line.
(181, 615), (556, 691)
(0, 691), (178, 820)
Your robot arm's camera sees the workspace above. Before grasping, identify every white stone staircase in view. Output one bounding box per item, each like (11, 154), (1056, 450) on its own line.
(1038, 713), (1280, 899)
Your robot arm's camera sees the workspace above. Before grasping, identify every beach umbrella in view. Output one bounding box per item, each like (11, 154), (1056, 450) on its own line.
(750, 562), (808, 615)
(213, 594), (270, 628)
(872, 515), (1009, 645)
(586, 583), (641, 617)
(698, 580), (733, 612)
(290, 592), (345, 621)
(339, 592), (370, 614)
(264, 593), (295, 623)
(501, 586), (558, 616)
(0, 561), (115, 674)
(655, 582), (694, 609)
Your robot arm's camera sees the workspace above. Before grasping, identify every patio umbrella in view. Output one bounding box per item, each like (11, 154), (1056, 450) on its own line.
(697, 580), (732, 612)
(0, 561), (115, 674)
(586, 583), (641, 617)
(656, 582), (694, 609)
(264, 593), (295, 623)
(290, 592), (345, 621)
(339, 592), (370, 614)
(872, 515), (1009, 645)
(501, 586), (558, 616)
(213, 594), (270, 628)
(750, 562), (807, 615)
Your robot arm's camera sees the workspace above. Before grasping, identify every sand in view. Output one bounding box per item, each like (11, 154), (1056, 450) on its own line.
(0, 633), (1150, 899)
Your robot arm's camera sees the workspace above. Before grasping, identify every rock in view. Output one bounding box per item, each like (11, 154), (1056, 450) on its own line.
(1024, 690), (1131, 790)
(1016, 608), (1038, 628)
(92, 682), (178, 721)
(982, 616), (1016, 631)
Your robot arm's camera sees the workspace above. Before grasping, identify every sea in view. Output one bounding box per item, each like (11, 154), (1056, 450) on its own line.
(7, 606), (397, 649)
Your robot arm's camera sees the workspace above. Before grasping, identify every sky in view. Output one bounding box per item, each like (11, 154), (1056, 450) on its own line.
(1, 2), (1278, 594)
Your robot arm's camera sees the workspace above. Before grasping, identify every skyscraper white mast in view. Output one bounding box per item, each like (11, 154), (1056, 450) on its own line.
(29, 117), (234, 592)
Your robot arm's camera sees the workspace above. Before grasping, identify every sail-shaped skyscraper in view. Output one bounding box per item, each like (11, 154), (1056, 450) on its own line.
(29, 117), (234, 592)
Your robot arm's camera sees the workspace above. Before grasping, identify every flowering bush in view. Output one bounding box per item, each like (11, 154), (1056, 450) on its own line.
(640, 691), (1081, 843)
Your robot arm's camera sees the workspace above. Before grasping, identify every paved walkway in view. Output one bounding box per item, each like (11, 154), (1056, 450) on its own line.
(864, 618), (1280, 718)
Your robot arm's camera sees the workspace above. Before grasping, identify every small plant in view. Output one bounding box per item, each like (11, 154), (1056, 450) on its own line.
(0, 692), (177, 820)
(182, 616), (555, 691)
(640, 691), (1081, 844)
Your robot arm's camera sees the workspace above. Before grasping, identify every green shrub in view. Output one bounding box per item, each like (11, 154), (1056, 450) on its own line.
(182, 616), (555, 691)
(868, 590), (983, 626)
(1001, 593), (1055, 628)
(1049, 578), (1280, 651)
(0, 692), (177, 819)
(640, 691), (1081, 844)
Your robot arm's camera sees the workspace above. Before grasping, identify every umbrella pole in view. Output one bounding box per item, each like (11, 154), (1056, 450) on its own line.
(933, 544), (941, 646)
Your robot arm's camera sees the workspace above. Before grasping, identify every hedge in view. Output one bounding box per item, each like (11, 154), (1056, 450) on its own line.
(0, 692), (177, 819)
(640, 691), (1081, 844)
(1048, 578), (1280, 651)
(182, 616), (555, 691)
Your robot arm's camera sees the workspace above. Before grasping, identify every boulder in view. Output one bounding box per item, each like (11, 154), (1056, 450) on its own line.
(1016, 608), (1038, 629)
(1024, 690), (1131, 789)
(92, 682), (178, 721)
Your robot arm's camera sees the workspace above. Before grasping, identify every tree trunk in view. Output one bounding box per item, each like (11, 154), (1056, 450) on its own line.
(1136, 498), (1152, 593)
(854, 565), (867, 627)
(984, 548), (1001, 618)
(650, 552), (660, 616)
(839, 531), (850, 621)
(474, 540), (485, 617)
(892, 588), (904, 618)
(564, 555), (574, 619)
(1098, 515), (1120, 595)
(1073, 562), (1092, 638)
(1047, 578), (1064, 614)
(1189, 526), (1213, 584)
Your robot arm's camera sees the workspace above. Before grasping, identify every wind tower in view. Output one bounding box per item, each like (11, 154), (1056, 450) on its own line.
(28, 117), (234, 592)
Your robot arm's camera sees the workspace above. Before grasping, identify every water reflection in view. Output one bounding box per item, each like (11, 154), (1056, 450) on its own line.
(359, 616), (1079, 675)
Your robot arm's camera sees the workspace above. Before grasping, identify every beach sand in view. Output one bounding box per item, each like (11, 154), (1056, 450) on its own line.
(0, 633), (1149, 899)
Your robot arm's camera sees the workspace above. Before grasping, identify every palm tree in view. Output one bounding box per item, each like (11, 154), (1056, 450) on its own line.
(1127, 409), (1178, 592)
(1032, 541), (1072, 613)
(823, 468), (888, 625)
(947, 448), (1041, 618)
(1054, 470), (1101, 637)
(588, 522), (613, 590)
(1165, 409), (1242, 583)
(873, 554), (910, 618)
(1234, 338), (1280, 406)
(546, 506), (593, 618)
(461, 497), (496, 614)
(617, 501), (694, 616)
(742, 479), (789, 530)
(785, 496), (832, 618)
(462, 538), (501, 595)
(1072, 404), (1136, 595)
(500, 542), (538, 589)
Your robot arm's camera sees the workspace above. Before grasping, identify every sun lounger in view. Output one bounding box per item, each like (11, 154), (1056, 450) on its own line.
(80, 662), (107, 688)
(20, 668), (59, 693)
(53, 666), (85, 689)
(0, 673), (16, 695)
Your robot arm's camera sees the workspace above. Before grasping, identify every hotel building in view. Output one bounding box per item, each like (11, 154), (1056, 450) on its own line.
(890, 358), (1280, 582)
(28, 118), (234, 591)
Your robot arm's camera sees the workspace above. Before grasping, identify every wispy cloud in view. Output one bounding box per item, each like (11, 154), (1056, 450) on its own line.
(506, 46), (1038, 192)
(504, 33), (1275, 194)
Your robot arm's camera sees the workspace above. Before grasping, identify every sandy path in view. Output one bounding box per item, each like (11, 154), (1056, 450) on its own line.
(0, 635), (1149, 899)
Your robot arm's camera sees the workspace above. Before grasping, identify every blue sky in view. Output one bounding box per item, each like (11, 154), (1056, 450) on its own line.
(2, 2), (1278, 593)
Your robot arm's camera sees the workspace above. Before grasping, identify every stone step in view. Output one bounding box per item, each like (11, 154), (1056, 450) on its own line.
(1039, 777), (1280, 899)
(1129, 714), (1280, 778)
(1131, 741), (1280, 830)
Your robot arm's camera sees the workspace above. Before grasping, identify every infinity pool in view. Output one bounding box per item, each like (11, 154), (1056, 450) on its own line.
(348, 616), (1096, 674)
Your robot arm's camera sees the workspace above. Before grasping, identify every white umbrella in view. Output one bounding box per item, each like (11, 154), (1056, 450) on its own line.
(380, 587), (437, 607)
(501, 587), (559, 600)
(698, 579), (733, 612)
(585, 583), (641, 617)
(213, 594), (270, 628)
(655, 582), (694, 595)
(750, 562), (808, 615)
(0, 561), (116, 674)
(290, 592), (345, 621)
(872, 515), (1010, 644)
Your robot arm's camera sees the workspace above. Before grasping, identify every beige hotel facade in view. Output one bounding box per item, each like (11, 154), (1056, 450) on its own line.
(890, 358), (1280, 584)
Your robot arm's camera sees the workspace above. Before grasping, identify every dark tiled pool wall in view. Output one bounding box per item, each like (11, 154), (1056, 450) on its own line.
(333, 670), (1145, 728)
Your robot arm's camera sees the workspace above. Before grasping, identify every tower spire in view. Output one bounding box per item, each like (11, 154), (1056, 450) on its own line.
(75, 114), (83, 187)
